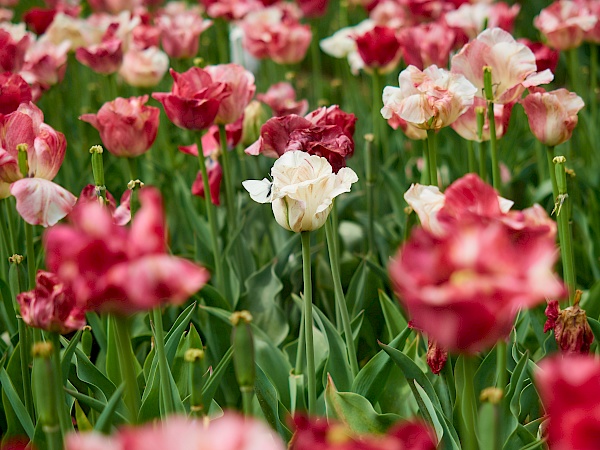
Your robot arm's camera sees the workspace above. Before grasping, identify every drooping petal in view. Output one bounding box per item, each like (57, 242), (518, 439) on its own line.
(11, 178), (76, 227)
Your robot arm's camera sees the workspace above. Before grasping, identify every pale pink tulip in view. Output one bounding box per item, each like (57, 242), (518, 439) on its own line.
(119, 46), (169, 87)
(451, 28), (554, 104)
(201, 0), (263, 20)
(20, 40), (69, 98)
(534, 0), (597, 50)
(381, 65), (477, 130)
(521, 86), (585, 147)
(156, 6), (212, 59)
(257, 82), (308, 117)
(444, 2), (520, 40)
(451, 97), (514, 142)
(204, 64), (256, 124)
(75, 23), (123, 74)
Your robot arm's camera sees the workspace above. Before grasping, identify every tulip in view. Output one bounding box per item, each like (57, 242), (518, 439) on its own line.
(119, 46), (169, 88)
(20, 40), (69, 99)
(243, 151), (358, 232)
(0, 72), (32, 115)
(354, 25), (402, 74)
(390, 216), (565, 353)
(80, 95), (160, 158)
(191, 158), (223, 206)
(257, 82), (308, 117)
(426, 338), (448, 375)
(156, 7), (213, 59)
(444, 2), (520, 40)
(201, 0), (263, 21)
(66, 413), (285, 450)
(153, 67), (232, 131)
(44, 187), (209, 313)
(78, 184), (131, 225)
(451, 28), (554, 105)
(75, 23), (123, 74)
(536, 355), (600, 450)
(381, 65), (477, 130)
(17, 271), (85, 334)
(518, 39), (560, 73)
(204, 64), (256, 125)
(0, 23), (32, 73)
(320, 19), (376, 74)
(398, 22), (456, 71)
(534, 0), (597, 51)
(521, 87), (585, 147)
(451, 98), (514, 142)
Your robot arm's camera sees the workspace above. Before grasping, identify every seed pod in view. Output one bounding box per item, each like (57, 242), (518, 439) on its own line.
(231, 311), (255, 390)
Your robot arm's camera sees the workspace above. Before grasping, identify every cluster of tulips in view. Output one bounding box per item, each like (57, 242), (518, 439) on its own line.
(2, 0), (600, 449)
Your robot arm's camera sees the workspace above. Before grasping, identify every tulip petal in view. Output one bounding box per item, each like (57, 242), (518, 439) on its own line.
(10, 178), (76, 227)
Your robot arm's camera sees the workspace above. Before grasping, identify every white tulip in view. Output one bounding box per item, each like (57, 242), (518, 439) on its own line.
(243, 151), (358, 232)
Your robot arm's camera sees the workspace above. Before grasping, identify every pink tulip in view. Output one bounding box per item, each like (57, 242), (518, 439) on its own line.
(204, 64), (256, 125)
(78, 184), (131, 225)
(0, 102), (76, 226)
(390, 215), (565, 353)
(370, 0), (412, 29)
(521, 87), (584, 147)
(444, 2), (520, 40)
(246, 105), (356, 173)
(385, 113), (427, 140)
(66, 414), (285, 450)
(201, 0), (263, 20)
(0, 23), (32, 73)
(296, 0), (329, 18)
(20, 40), (69, 99)
(579, 0), (600, 43)
(241, 4), (312, 65)
(398, 21), (455, 70)
(0, 72), (32, 115)
(75, 23), (123, 74)
(153, 67), (231, 131)
(257, 82), (309, 117)
(451, 28), (554, 105)
(451, 97), (514, 142)
(45, 187), (209, 313)
(381, 65), (477, 130)
(534, 0), (597, 50)
(119, 46), (169, 88)
(354, 25), (402, 73)
(156, 6), (212, 59)
(536, 355), (600, 450)
(17, 271), (85, 334)
(131, 24), (161, 50)
(518, 38), (560, 73)
(80, 95), (160, 158)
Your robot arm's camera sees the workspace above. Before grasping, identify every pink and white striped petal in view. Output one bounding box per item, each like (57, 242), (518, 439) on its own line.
(10, 177), (76, 227)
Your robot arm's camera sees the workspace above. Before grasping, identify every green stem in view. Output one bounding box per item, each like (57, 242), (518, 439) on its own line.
(371, 70), (388, 158)
(467, 140), (476, 174)
(25, 222), (36, 289)
(495, 340), (507, 450)
(422, 139), (431, 185)
(567, 48), (580, 94)
(241, 388), (253, 417)
(311, 23), (323, 104)
(4, 199), (17, 254)
(487, 101), (500, 191)
(294, 310), (305, 376)
(325, 218), (359, 377)
(546, 146), (558, 200)
(196, 132), (226, 300)
(49, 332), (71, 433)
(18, 319), (34, 418)
(427, 129), (438, 187)
(461, 356), (478, 450)
(554, 157), (576, 303)
(301, 231), (317, 415)
(215, 19), (230, 64)
(113, 315), (141, 423)
(364, 136), (376, 257)
(219, 125), (236, 231)
(152, 308), (175, 415)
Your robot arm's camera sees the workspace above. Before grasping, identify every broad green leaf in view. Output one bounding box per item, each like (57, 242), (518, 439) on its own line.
(255, 365), (293, 441)
(0, 278), (17, 335)
(0, 368), (34, 438)
(64, 388), (127, 424)
(94, 384), (126, 433)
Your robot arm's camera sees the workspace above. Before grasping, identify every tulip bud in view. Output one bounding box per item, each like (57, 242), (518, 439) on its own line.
(82, 325), (93, 358)
(426, 338), (447, 375)
(185, 347), (207, 416)
(241, 100), (268, 147)
(231, 311), (255, 391)
(547, 291), (594, 354)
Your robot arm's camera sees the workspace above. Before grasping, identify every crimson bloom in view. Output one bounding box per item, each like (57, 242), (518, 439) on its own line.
(354, 25), (402, 73)
(521, 86), (585, 147)
(17, 271), (85, 334)
(536, 355), (600, 450)
(80, 95), (160, 158)
(0, 72), (32, 115)
(246, 105), (356, 173)
(152, 67), (231, 131)
(44, 187), (209, 313)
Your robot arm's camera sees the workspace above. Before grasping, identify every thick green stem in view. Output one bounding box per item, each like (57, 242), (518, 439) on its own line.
(301, 231), (317, 415)
(546, 146), (558, 200)
(364, 136), (376, 257)
(242, 388), (254, 417)
(294, 311), (305, 376)
(495, 340), (507, 450)
(325, 218), (359, 377)
(215, 19), (230, 64)
(371, 70), (388, 158)
(554, 157), (576, 303)
(25, 222), (36, 289)
(487, 101), (500, 191)
(568, 48), (580, 94)
(4, 199), (17, 254)
(426, 129), (438, 187)
(152, 308), (175, 415)
(196, 132), (226, 300)
(422, 139), (431, 185)
(113, 315), (141, 423)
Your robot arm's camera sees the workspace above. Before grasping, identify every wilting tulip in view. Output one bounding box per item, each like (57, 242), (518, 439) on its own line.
(241, 4), (312, 65)
(80, 96), (160, 158)
(398, 22), (456, 71)
(0, 102), (76, 226)
(451, 98), (514, 142)
(521, 87), (585, 147)
(119, 46), (169, 88)
(390, 216), (565, 353)
(243, 151), (358, 232)
(381, 65), (477, 130)
(0, 23), (32, 73)
(451, 28), (554, 104)
(536, 355), (600, 450)
(75, 23), (123, 74)
(426, 338), (448, 375)
(545, 293), (594, 354)
(17, 271), (85, 334)
(534, 0), (597, 51)
(257, 82), (308, 117)
(246, 105), (356, 173)
(0, 72), (32, 115)
(153, 67), (231, 131)
(204, 64), (256, 124)
(156, 7), (212, 59)
(66, 413), (285, 450)
(44, 187), (209, 313)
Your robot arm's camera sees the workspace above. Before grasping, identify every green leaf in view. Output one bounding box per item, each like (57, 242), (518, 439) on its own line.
(201, 346), (233, 408)
(73, 347), (116, 402)
(64, 388), (127, 424)
(378, 290), (407, 342)
(0, 278), (17, 335)
(325, 374), (400, 434)
(74, 400), (93, 432)
(346, 259), (367, 318)
(0, 368), (34, 438)
(61, 330), (82, 385)
(255, 365), (293, 441)
(94, 384), (126, 433)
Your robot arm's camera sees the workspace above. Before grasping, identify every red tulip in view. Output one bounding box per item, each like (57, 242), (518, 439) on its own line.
(80, 95), (160, 158)
(0, 23), (32, 73)
(44, 187), (209, 313)
(544, 296), (594, 354)
(17, 271), (85, 334)
(152, 67), (231, 130)
(536, 355), (600, 450)
(0, 72), (32, 115)
(355, 25), (402, 73)
(296, 0), (329, 18)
